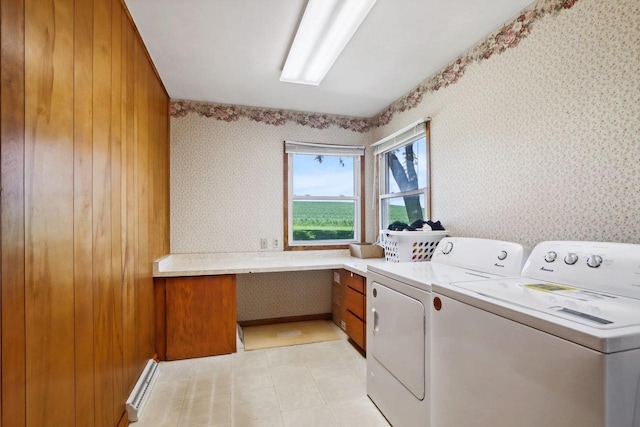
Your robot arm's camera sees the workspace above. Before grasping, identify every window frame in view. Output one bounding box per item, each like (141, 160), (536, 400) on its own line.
(283, 141), (365, 250)
(375, 120), (431, 231)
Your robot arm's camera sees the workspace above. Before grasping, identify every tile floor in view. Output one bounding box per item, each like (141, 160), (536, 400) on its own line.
(134, 327), (390, 427)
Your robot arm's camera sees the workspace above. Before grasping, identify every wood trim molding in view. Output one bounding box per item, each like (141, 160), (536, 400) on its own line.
(283, 145), (290, 249)
(426, 120), (432, 219)
(360, 155), (366, 242)
(283, 149), (367, 250)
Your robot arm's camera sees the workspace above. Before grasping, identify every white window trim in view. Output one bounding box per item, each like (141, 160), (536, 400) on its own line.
(374, 120), (430, 230)
(285, 141), (364, 248)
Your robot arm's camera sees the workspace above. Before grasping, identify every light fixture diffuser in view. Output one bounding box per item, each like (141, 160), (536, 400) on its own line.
(280, 0), (378, 86)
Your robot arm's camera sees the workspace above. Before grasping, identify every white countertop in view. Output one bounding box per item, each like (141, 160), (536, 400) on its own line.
(153, 249), (389, 277)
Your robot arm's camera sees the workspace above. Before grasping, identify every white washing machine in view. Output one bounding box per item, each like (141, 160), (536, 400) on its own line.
(431, 241), (640, 427)
(366, 237), (528, 427)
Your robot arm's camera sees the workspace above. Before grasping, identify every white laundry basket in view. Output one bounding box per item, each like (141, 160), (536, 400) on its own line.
(382, 230), (448, 262)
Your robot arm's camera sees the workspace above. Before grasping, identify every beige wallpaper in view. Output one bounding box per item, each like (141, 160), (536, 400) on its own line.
(372, 0), (640, 248)
(170, 115), (372, 320)
(236, 271), (333, 321)
(170, 0), (639, 320)
(170, 115), (374, 253)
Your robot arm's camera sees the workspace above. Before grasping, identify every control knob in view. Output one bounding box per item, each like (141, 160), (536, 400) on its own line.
(442, 241), (453, 254)
(497, 251), (508, 261)
(544, 251), (557, 263)
(564, 253), (578, 265)
(586, 254), (603, 268)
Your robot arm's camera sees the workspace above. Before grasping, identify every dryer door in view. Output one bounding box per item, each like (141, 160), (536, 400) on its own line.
(369, 281), (426, 399)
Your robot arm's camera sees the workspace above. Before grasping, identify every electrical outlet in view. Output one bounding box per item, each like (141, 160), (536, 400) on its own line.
(260, 238), (268, 250)
(272, 238), (279, 249)
(341, 321), (346, 331)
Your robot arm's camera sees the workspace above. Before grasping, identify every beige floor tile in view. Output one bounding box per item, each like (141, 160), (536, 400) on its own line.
(329, 397), (390, 427)
(281, 405), (338, 427)
(182, 393), (232, 413)
(134, 419), (179, 427)
(316, 374), (365, 403)
(232, 413), (285, 427)
(269, 364), (314, 386)
(274, 380), (324, 412)
(138, 337), (380, 427)
(158, 359), (195, 380)
(187, 373), (232, 397)
(265, 346), (305, 367)
(233, 366), (274, 391)
(298, 342), (344, 364)
(306, 358), (352, 380)
(179, 397), (232, 426)
(134, 395), (183, 427)
(232, 349), (269, 370)
(191, 353), (233, 375)
(232, 386), (281, 421)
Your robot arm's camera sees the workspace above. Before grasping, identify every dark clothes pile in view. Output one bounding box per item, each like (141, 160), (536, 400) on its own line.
(387, 219), (445, 231)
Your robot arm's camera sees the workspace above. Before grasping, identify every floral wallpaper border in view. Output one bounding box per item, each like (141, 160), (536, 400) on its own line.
(170, 0), (580, 133)
(170, 101), (372, 132)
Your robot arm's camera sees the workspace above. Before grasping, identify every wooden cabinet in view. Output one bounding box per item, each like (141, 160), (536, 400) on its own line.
(155, 275), (237, 360)
(332, 270), (347, 330)
(335, 270), (367, 352)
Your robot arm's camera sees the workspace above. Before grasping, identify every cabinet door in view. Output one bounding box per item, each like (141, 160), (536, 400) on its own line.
(166, 275), (237, 360)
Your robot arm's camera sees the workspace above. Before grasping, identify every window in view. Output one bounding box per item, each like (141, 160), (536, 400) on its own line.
(374, 120), (430, 230)
(285, 141), (365, 249)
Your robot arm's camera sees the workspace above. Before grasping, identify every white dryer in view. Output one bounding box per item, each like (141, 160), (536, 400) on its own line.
(431, 241), (640, 427)
(366, 237), (528, 427)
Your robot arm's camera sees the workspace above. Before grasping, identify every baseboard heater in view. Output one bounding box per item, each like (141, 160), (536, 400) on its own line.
(126, 359), (159, 422)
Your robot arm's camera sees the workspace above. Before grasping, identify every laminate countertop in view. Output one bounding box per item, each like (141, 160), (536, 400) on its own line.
(153, 250), (389, 277)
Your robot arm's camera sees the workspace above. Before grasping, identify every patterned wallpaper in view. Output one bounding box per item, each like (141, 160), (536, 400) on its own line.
(170, 115), (372, 320)
(170, 115), (373, 254)
(170, 0), (639, 319)
(236, 271), (333, 321)
(372, 0), (640, 248)
(170, 0), (586, 132)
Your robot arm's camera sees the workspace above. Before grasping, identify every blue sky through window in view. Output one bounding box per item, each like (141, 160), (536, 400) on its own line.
(292, 154), (354, 197)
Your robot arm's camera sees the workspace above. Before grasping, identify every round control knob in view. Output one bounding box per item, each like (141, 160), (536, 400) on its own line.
(497, 251), (508, 261)
(544, 251), (557, 263)
(586, 254), (603, 268)
(564, 253), (578, 265)
(442, 241), (453, 254)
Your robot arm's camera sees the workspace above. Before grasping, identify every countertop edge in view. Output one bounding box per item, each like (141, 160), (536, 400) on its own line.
(153, 251), (387, 277)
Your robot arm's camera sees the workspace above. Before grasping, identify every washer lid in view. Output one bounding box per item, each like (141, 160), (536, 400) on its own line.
(367, 262), (506, 292)
(434, 278), (640, 353)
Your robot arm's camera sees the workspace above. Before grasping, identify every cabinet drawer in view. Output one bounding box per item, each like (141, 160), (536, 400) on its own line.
(342, 270), (365, 294)
(345, 286), (365, 320)
(346, 310), (365, 350)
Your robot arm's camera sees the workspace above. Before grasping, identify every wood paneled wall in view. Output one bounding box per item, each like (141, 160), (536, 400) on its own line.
(0, 0), (170, 425)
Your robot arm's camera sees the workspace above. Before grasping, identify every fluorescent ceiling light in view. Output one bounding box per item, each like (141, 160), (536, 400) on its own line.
(280, 0), (378, 86)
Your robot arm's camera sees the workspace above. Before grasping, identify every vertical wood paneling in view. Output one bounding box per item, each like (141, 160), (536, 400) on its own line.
(121, 16), (138, 391)
(109, 0), (125, 418)
(73, 0), (95, 425)
(24, 0), (75, 425)
(92, 0), (114, 424)
(136, 47), (153, 363)
(1, 0), (170, 425)
(0, 0), (26, 425)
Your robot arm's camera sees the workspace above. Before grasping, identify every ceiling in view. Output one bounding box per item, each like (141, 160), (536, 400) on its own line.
(125, 0), (533, 118)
